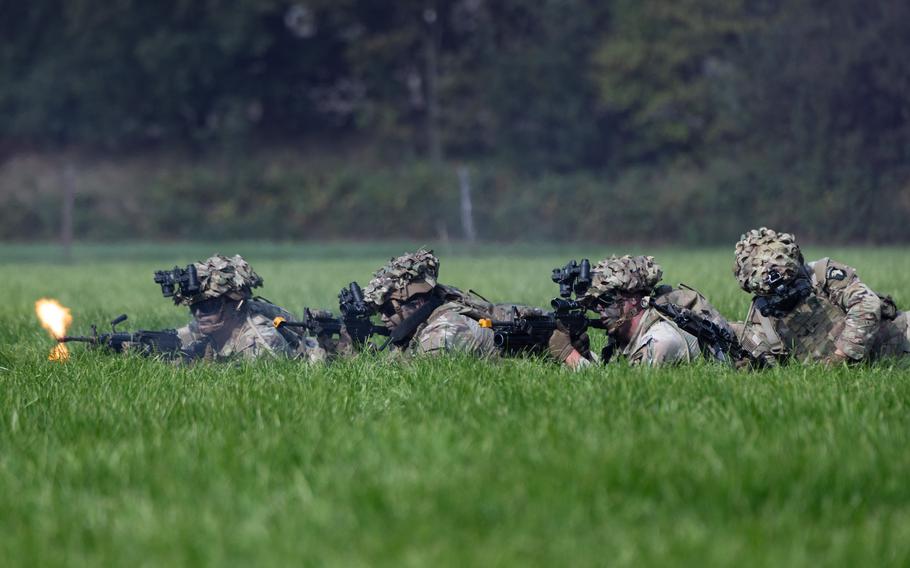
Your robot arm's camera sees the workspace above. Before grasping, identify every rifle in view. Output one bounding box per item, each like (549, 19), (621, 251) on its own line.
(339, 281), (391, 345)
(479, 300), (607, 355)
(476, 258), (603, 355)
(274, 282), (389, 346)
(59, 314), (196, 359)
(647, 299), (759, 366)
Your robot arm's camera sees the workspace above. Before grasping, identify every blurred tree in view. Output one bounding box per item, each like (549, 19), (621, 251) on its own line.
(733, 0), (910, 240)
(1, 0), (910, 243)
(591, 0), (753, 165)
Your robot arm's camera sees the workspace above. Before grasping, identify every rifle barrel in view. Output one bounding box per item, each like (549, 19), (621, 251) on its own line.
(59, 336), (95, 343)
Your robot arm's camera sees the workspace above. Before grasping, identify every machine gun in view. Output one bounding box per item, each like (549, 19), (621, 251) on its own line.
(753, 270), (813, 318)
(647, 299), (759, 366)
(153, 264), (201, 302)
(274, 282), (389, 347)
(479, 300), (607, 355)
(59, 314), (195, 359)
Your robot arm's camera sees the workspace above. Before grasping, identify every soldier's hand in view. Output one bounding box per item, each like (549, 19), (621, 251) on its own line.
(335, 326), (355, 357)
(572, 331), (591, 358)
(548, 323), (576, 363)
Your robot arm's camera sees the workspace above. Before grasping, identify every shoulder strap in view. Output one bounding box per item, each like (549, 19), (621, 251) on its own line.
(647, 300), (725, 362)
(246, 311), (279, 355)
(379, 295), (446, 350)
(752, 301), (786, 354)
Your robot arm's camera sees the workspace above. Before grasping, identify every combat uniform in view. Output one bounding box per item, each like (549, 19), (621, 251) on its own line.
(177, 299), (326, 362)
(733, 228), (909, 364)
(565, 255), (733, 367)
(622, 307), (702, 366)
(363, 249), (499, 358)
(399, 288), (498, 357)
(170, 254), (325, 363)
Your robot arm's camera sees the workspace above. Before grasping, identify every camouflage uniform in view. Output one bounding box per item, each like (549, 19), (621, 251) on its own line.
(620, 306), (701, 365)
(173, 254), (325, 363)
(732, 228), (909, 364)
(363, 249), (498, 358)
(576, 255), (732, 367)
(405, 287), (498, 356)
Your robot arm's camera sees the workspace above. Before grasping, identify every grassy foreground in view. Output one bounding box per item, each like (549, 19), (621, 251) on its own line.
(2, 243), (910, 567)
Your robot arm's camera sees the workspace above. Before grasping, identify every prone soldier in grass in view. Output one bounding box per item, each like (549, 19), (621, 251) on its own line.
(161, 254), (326, 362)
(361, 249), (497, 357)
(362, 249), (509, 357)
(549, 255), (738, 369)
(732, 227), (910, 365)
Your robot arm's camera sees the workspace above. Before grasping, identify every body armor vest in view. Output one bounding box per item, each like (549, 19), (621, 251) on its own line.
(770, 294), (846, 361)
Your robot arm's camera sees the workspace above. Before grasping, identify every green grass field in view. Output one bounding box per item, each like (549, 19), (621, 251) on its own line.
(2, 242), (910, 567)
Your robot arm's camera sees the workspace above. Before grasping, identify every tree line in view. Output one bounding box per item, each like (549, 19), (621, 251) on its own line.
(2, 0), (909, 242)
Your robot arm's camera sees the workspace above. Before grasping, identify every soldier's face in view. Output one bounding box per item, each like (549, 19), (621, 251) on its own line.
(379, 297), (424, 329)
(595, 296), (636, 335)
(192, 297), (239, 335)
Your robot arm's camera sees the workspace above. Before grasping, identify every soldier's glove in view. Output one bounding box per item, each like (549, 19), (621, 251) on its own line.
(334, 326), (355, 357)
(548, 322), (576, 363)
(572, 331), (591, 359)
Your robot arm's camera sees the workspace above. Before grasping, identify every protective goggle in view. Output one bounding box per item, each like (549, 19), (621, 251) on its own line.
(191, 297), (226, 317)
(378, 301), (398, 317)
(581, 295), (616, 310)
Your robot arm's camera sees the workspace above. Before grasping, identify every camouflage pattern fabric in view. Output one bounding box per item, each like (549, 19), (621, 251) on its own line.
(736, 256), (903, 363)
(363, 249), (439, 307)
(809, 258), (883, 360)
(624, 308), (702, 366)
(406, 302), (498, 357)
(874, 312), (910, 358)
(733, 227), (803, 294)
(178, 299), (326, 362)
(583, 255), (663, 301)
(571, 257), (721, 367)
(176, 254), (263, 305)
(390, 288), (498, 358)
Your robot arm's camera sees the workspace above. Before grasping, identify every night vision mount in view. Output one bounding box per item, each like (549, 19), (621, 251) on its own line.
(338, 281), (373, 319)
(550, 258), (593, 312)
(551, 258), (592, 299)
(153, 264), (201, 301)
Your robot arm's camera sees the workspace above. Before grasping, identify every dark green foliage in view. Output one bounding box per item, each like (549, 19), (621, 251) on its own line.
(1, 0), (909, 241)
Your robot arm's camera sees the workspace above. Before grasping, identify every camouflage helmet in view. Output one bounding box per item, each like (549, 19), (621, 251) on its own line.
(176, 254), (263, 305)
(582, 255), (663, 302)
(733, 227), (804, 294)
(362, 248), (439, 307)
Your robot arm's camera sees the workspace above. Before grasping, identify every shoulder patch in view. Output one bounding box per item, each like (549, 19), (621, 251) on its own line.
(827, 267), (847, 281)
